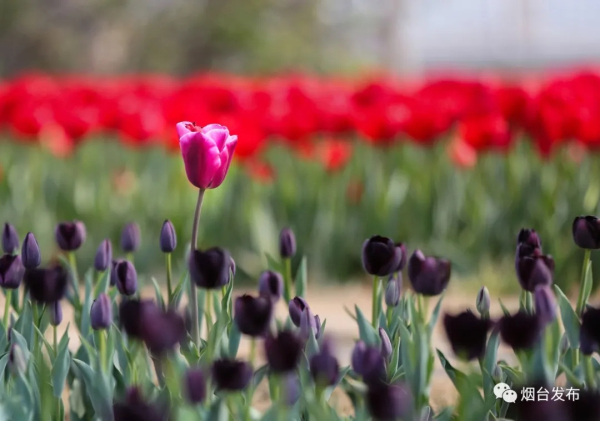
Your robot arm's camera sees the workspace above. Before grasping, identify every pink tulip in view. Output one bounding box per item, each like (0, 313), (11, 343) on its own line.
(177, 122), (238, 189)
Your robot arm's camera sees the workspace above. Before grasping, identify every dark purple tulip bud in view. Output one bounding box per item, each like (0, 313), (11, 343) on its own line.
(184, 368), (206, 404)
(534, 284), (557, 325)
(300, 307), (320, 340)
(23, 265), (68, 303)
(119, 299), (155, 339)
(8, 343), (27, 376)
(138, 306), (186, 355)
(514, 387), (570, 421)
(580, 306), (600, 356)
(211, 359), (253, 391)
(384, 274), (401, 307)
(395, 242), (407, 271)
(109, 260), (118, 286)
(366, 382), (411, 421)
(0, 254), (24, 289)
(91, 293), (113, 330)
(476, 286), (491, 316)
(516, 252), (554, 292)
(258, 270), (284, 302)
(283, 374), (301, 405)
(188, 248), (231, 289)
(94, 239), (112, 272)
(55, 221), (86, 251)
(279, 227), (296, 258)
(572, 216), (600, 249)
(264, 330), (303, 373)
(567, 390), (600, 421)
(443, 311), (492, 360)
(2, 223), (19, 254)
(234, 294), (273, 337)
(362, 236), (402, 277)
(378, 328), (392, 359)
(159, 220), (176, 253)
(309, 340), (340, 387)
(49, 302), (63, 326)
(288, 296), (309, 327)
(113, 387), (169, 421)
(121, 222), (141, 253)
(517, 228), (542, 253)
(21, 232), (41, 269)
(114, 260), (137, 296)
(351, 341), (386, 384)
(407, 250), (452, 296)
(314, 314), (321, 339)
(499, 312), (542, 351)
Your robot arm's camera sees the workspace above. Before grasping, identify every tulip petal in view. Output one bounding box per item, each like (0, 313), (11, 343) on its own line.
(203, 127), (230, 150)
(180, 132), (221, 189)
(209, 135), (237, 188)
(176, 121), (194, 138)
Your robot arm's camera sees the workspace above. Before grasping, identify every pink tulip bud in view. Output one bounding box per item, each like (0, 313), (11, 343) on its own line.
(177, 122), (238, 190)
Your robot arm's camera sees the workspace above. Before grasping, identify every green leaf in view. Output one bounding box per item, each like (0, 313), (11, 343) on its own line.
(79, 270), (95, 339)
(498, 364), (525, 385)
(93, 269), (111, 298)
(207, 398), (228, 421)
(10, 330), (31, 363)
(0, 352), (10, 395)
(52, 331), (71, 397)
(427, 292), (445, 336)
(498, 299), (511, 317)
(171, 272), (188, 310)
(580, 258), (593, 315)
(355, 305), (378, 346)
(387, 333), (401, 378)
(72, 359), (114, 421)
(13, 300), (33, 349)
(252, 365), (269, 388)
(295, 256), (308, 298)
(265, 253), (282, 272)
(0, 322), (7, 352)
(554, 285), (580, 348)
(305, 331), (319, 358)
(150, 277), (166, 311)
(482, 330), (500, 399)
(228, 323), (241, 358)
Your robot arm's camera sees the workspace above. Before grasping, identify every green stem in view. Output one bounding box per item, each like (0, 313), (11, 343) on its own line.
(371, 276), (380, 328)
(98, 331), (107, 373)
(53, 325), (58, 359)
(189, 188), (206, 347)
(283, 258), (293, 303)
(205, 290), (213, 337)
(3, 289), (12, 328)
(166, 253), (173, 307)
(525, 291), (533, 315)
(126, 253), (134, 264)
(68, 252), (80, 307)
(249, 338), (256, 367)
(584, 355), (597, 389)
(576, 249), (592, 316)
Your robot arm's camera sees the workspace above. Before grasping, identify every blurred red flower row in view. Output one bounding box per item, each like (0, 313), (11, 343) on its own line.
(2, 70), (600, 172)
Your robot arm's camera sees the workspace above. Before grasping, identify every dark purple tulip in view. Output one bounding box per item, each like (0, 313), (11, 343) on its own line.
(288, 296), (309, 327)
(139, 306), (186, 355)
(121, 222), (141, 253)
(572, 216), (600, 249)
(109, 260), (118, 286)
(378, 328), (392, 359)
(366, 382), (411, 421)
(384, 274), (401, 307)
(23, 265), (68, 303)
(119, 299), (155, 339)
(567, 390), (600, 421)
(113, 387), (169, 421)
(21, 232), (41, 269)
(184, 368), (206, 404)
(517, 228), (542, 256)
(264, 330), (303, 373)
(516, 253), (554, 292)
(94, 239), (112, 272)
(283, 374), (301, 405)
(362, 236), (402, 277)
(91, 293), (112, 330)
(580, 307), (600, 356)
(188, 248), (231, 289)
(279, 227), (296, 258)
(211, 359), (253, 391)
(499, 312), (542, 351)
(534, 284), (557, 325)
(351, 341), (386, 384)
(234, 294), (273, 337)
(514, 389), (569, 421)
(115, 260), (137, 296)
(309, 341), (339, 386)
(443, 311), (492, 360)
(300, 307), (320, 340)
(159, 220), (177, 253)
(407, 250), (452, 296)
(395, 242), (407, 271)
(0, 254), (24, 289)
(55, 221), (86, 251)
(258, 270), (283, 302)
(2, 223), (19, 254)
(49, 302), (63, 326)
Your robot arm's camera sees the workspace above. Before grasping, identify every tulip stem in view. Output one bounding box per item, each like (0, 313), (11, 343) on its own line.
(3, 289), (12, 328)
(372, 276), (380, 328)
(283, 258), (293, 303)
(98, 331), (107, 373)
(189, 188), (206, 347)
(584, 355), (597, 389)
(53, 325), (58, 359)
(67, 252), (81, 308)
(525, 291), (533, 315)
(249, 338), (256, 367)
(576, 249), (592, 316)
(166, 253), (173, 306)
(205, 290), (213, 336)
